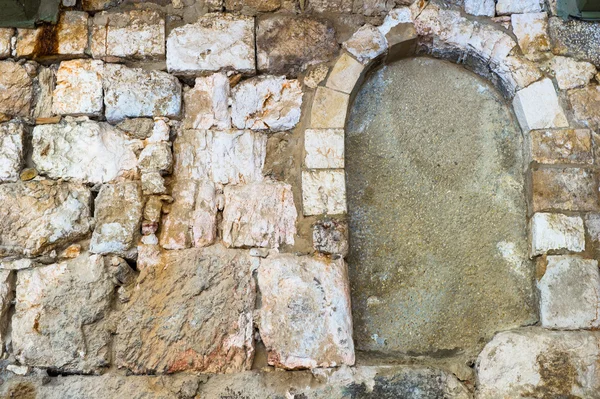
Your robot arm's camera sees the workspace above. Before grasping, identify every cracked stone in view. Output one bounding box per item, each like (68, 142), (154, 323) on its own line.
(0, 122), (24, 183)
(342, 24), (388, 64)
(137, 142), (173, 174)
(183, 73), (231, 130)
(532, 167), (598, 212)
(529, 129), (593, 165)
(52, 59), (104, 117)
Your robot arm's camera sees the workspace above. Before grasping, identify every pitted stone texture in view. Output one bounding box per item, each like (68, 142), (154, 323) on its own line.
(256, 15), (338, 77)
(496, 0), (543, 15)
(222, 180), (297, 249)
(0, 61), (32, 120)
(310, 87), (349, 129)
(103, 64), (182, 123)
(513, 79), (568, 131)
(304, 129), (344, 169)
(32, 119), (139, 184)
(569, 85), (600, 131)
(530, 129), (593, 165)
(0, 181), (93, 258)
(0, 122), (24, 183)
(12, 254), (114, 373)
(353, 0), (398, 16)
(464, 0), (495, 16)
(167, 14), (255, 75)
(378, 7), (413, 36)
(0, 270), (13, 357)
(532, 167), (598, 212)
(302, 170), (347, 216)
(117, 118), (154, 140)
(530, 213), (585, 256)
(90, 182), (143, 258)
(116, 245), (256, 374)
(159, 180), (217, 250)
(307, 0), (352, 13)
(258, 254), (354, 369)
(342, 24), (387, 64)
(313, 219), (349, 257)
(549, 17), (600, 67)
(52, 60), (104, 117)
(539, 256), (600, 329)
(477, 328), (600, 398)
(326, 52), (364, 94)
(231, 76), (302, 132)
(173, 129), (266, 185)
(549, 56), (596, 90)
(183, 73), (231, 130)
(511, 12), (549, 60)
(0, 29), (13, 59)
(33, 67), (55, 120)
(91, 10), (165, 60)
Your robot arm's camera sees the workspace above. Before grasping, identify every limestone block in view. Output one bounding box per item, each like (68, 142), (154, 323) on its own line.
(103, 64), (181, 123)
(532, 168), (598, 212)
(378, 7), (413, 36)
(222, 180), (297, 249)
(0, 29), (13, 59)
(529, 212), (585, 256)
(258, 254), (354, 369)
(312, 219), (349, 257)
(52, 60), (104, 117)
(225, 0), (281, 13)
(90, 182), (143, 258)
(82, 0), (122, 11)
(231, 76), (303, 132)
(539, 256), (600, 329)
(302, 170), (347, 215)
(342, 24), (388, 64)
(512, 79), (568, 131)
(183, 73), (231, 130)
(33, 67), (56, 119)
(116, 245), (256, 374)
(91, 10), (165, 60)
(353, 0), (397, 16)
(148, 119), (170, 143)
(568, 85), (600, 131)
(326, 52), (364, 94)
(310, 87), (349, 129)
(476, 328), (600, 398)
(511, 13), (550, 60)
(12, 254), (114, 373)
(496, 0), (544, 15)
(256, 15), (338, 77)
(304, 129), (344, 169)
(0, 181), (93, 258)
(307, 0), (352, 13)
(491, 55), (543, 96)
(166, 14), (255, 75)
(0, 61), (33, 120)
(0, 270), (12, 358)
(0, 122), (24, 183)
(549, 56), (596, 90)
(530, 129), (593, 165)
(549, 17), (600, 67)
(116, 118), (154, 140)
(137, 142), (172, 174)
(32, 119), (139, 184)
(464, 0), (495, 16)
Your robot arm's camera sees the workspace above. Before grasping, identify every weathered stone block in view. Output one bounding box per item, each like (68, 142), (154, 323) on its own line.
(307, 0), (352, 13)
(0, 270), (13, 357)
(310, 87), (349, 129)
(103, 64), (181, 123)
(183, 73), (231, 130)
(222, 180), (297, 248)
(549, 17), (600, 67)
(116, 245), (256, 374)
(326, 52), (364, 94)
(256, 15), (338, 77)
(0, 61), (33, 120)
(32, 119), (139, 184)
(225, 0), (280, 13)
(342, 24), (388, 64)
(82, 0), (122, 11)
(0, 181), (93, 258)
(529, 212), (585, 256)
(258, 254), (354, 369)
(549, 56), (596, 90)
(312, 218), (349, 256)
(0, 122), (24, 183)
(496, 0), (543, 15)
(167, 14), (255, 76)
(137, 142), (172, 174)
(532, 167), (598, 212)
(464, 0), (495, 16)
(539, 255), (600, 329)
(304, 128), (344, 169)
(512, 78), (568, 131)
(12, 254), (114, 373)
(91, 10), (165, 60)
(0, 29), (13, 59)
(302, 170), (347, 215)
(52, 60), (104, 117)
(530, 129), (593, 165)
(511, 12), (549, 60)
(568, 85), (600, 131)
(116, 118), (154, 140)
(231, 76), (302, 132)
(16, 12), (88, 58)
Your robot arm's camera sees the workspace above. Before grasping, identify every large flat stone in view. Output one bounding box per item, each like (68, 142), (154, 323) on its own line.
(512, 78), (568, 132)
(530, 212), (585, 256)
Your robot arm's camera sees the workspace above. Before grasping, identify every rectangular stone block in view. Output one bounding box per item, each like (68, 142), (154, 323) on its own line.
(0, 122), (24, 183)
(310, 87), (349, 129)
(183, 73), (231, 130)
(342, 24), (388, 64)
(568, 85), (600, 131)
(511, 12), (549, 61)
(513, 79), (568, 132)
(52, 60), (104, 117)
(496, 0), (543, 15)
(326, 52), (365, 94)
(532, 167), (598, 212)
(529, 129), (593, 165)
(302, 170), (347, 215)
(549, 56), (596, 90)
(304, 129), (344, 169)
(529, 212), (585, 256)
(0, 61), (33, 120)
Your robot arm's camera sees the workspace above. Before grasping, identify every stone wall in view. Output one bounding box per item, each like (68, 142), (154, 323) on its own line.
(1, 0), (600, 397)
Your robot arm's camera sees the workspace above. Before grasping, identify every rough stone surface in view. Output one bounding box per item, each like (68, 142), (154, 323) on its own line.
(477, 328), (600, 398)
(530, 129), (593, 165)
(226, 0), (281, 13)
(308, 0), (353, 13)
(12, 253), (114, 373)
(529, 212), (585, 256)
(0, 121), (24, 183)
(91, 10), (165, 60)
(304, 128), (344, 169)
(137, 142), (172, 174)
(342, 24), (387, 64)
(116, 118), (154, 140)
(32, 119), (139, 184)
(33, 67), (56, 119)
(256, 15), (338, 77)
(116, 245), (256, 374)
(326, 52), (365, 94)
(258, 254), (354, 369)
(183, 73), (231, 130)
(222, 180), (297, 249)
(52, 59), (104, 117)
(511, 12), (549, 60)
(568, 85), (600, 131)
(496, 0), (543, 15)
(302, 170), (347, 216)
(0, 28), (13, 59)
(549, 56), (596, 90)
(539, 255), (600, 329)
(312, 218), (349, 257)
(0, 180), (93, 258)
(513, 78), (568, 131)
(231, 76), (303, 132)
(167, 14), (255, 75)
(90, 182), (143, 258)
(532, 167), (598, 212)
(310, 87), (349, 129)
(549, 17), (600, 67)
(82, 0), (123, 10)
(0, 61), (32, 120)
(0, 270), (14, 357)
(464, 0), (495, 16)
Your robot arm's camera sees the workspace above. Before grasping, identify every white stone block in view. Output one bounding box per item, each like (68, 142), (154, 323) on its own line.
(513, 78), (568, 131)
(549, 56), (597, 90)
(378, 7), (413, 36)
(529, 212), (585, 256)
(302, 170), (347, 215)
(342, 24), (388, 64)
(310, 87), (349, 129)
(496, 0), (544, 15)
(304, 129), (344, 169)
(52, 59), (104, 117)
(183, 73), (231, 130)
(464, 0), (495, 16)
(326, 52), (364, 94)
(0, 122), (23, 183)
(511, 12), (550, 60)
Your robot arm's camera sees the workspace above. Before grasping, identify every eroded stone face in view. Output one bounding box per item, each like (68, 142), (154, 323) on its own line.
(549, 56), (596, 90)
(0, 61), (33, 120)
(513, 78), (568, 131)
(52, 59), (104, 116)
(511, 12), (549, 60)
(532, 167), (598, 212)
(529, 212), (585, 256)
(496, 0), (543, 15)
(568, 85), (600, 131)
(342, 24), (388, 64)
(0, 29), (13, 59)
(0, 122), (24, 183)
(529, 129), (593, 165)
(549, 17), (600, 67)
(183, 73), (231, 130)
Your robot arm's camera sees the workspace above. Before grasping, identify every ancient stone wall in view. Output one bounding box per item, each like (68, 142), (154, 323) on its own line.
(1, 0), (600, 397)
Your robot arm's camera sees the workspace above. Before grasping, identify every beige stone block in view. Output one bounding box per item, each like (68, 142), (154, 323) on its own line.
(529, 212), (585, 256)
(511, 12), (549, 60)
(326, 53), (364, 94)
(549, 56), (596, 90)
(513, 79), (568, 131)
(342, 24), (387, 64)
(52, 60), (104, 117)
(530, 129), (593, 165)
(0, 29), (13, 59)
(16, 12), (88, 58)
(304, 129), (344, 169)
(310, 87), (349, 129)
(532, 167), (598, 212)
(302, 170), (347, 215)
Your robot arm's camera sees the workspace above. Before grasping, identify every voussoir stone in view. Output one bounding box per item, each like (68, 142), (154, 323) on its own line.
(529, 212), (585, 256)
(568, 85), (600, 131)
(343, 24), (388, 64)
(167, 13), (255, 76)
(32, 119), (139, 184)
(103, 64), (182, 123)
(52, 59), (104, 117)
(183, 73), (231, 130)
(0, 60), (33, 120)
(258, 253), (354, 369)
(496, 0), (543, 15)
(0, 180), (93, 258)
(0, 122), (24, 183)
(12, 253), (114, 373)
(302, 170), (347, 215)
(512, 78), (568, 131)
(116, 245), (256, 374)
(256, 15), (338, 77)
